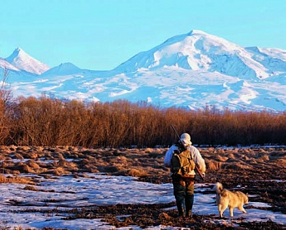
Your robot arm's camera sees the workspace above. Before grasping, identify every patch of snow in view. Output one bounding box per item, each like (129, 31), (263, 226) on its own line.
(0, 175), (285, 229)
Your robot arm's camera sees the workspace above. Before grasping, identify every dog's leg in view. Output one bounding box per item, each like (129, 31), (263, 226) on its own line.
(219, 205), (227, 218)
(218, 205), (223, 218)
(239, 206), (247, 214)
(229, 207), (234, 217)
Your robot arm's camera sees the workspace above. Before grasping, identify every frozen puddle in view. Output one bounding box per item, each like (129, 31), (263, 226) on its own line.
(0, 174), (285, 229)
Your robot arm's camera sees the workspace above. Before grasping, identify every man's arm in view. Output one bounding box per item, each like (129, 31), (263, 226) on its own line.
(164, 145), (176, 167)
(191, 146), (206, 174)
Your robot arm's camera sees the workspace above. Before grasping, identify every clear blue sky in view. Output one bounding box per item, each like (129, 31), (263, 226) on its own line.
(0, 0), (286, 70)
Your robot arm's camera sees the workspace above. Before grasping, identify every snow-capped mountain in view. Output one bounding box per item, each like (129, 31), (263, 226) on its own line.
(5, 47), (50, 75)
(0, 30), (286, 112)
(115, 30), (285, 80)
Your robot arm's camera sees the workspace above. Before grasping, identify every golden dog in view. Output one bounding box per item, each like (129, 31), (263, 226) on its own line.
(215, 182), (249, 217)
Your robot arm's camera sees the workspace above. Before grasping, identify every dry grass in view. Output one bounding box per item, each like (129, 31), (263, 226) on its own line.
(0, 174), (33, 184)
(206, 160), (222, 171)
(0, 145), (285, 184)
(126, 168), (148, 177)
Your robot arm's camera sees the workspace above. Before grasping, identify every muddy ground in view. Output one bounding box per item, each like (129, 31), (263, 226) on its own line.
(0, 145), (286, 229)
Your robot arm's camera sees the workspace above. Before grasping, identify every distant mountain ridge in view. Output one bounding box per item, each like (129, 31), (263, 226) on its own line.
(0, 30), (286, 112)
(42, 62), (81, 76)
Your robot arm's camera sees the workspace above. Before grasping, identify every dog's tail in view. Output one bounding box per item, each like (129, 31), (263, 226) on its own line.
(215, 182), (223, 194)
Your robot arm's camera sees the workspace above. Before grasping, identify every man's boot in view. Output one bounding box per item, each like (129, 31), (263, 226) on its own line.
(185, 194), (194, 217)
(177, 203), (185, 217)
(175, 196), (186, 217)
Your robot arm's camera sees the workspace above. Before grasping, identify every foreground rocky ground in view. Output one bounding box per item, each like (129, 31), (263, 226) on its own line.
(0, 145), (286, 229)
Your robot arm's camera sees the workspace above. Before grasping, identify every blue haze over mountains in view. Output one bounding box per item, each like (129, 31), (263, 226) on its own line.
(0, 30), (286, 111)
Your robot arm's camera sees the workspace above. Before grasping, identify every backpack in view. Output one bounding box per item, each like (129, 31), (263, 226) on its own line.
(171, 147), (195, 177)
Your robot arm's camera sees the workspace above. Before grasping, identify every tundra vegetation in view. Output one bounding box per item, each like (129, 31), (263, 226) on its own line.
(0, 95), (286, 148)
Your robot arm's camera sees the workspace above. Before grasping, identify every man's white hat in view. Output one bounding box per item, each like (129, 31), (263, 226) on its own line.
(180, 133), (192, 146)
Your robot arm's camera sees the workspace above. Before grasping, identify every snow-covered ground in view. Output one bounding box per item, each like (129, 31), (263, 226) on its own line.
(0, 174), (285, 229)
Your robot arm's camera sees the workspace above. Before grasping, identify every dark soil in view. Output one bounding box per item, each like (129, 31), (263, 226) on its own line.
(64, 202), (286, 230)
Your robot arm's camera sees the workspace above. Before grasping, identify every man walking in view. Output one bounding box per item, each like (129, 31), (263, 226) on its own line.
(164, 133), (206, 217)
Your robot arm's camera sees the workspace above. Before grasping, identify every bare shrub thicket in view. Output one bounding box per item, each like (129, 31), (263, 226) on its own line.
(0, 96), (285, 147)
(0, 68), (15, 144)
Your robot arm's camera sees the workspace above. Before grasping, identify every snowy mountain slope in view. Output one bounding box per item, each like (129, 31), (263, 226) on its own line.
(0, 57), (20, 72)
(114, 30), (285, 80)
(9, 66), (284, 111)
(41, 62), (82, 76)
(5, 48), (50, 75)
(0, 57), (40, 84)
(1, 30), (286, 112)
(245, 47), (286, 74)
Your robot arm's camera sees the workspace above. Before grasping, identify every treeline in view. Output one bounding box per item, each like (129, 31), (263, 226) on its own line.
(0, 95), (286, 147)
